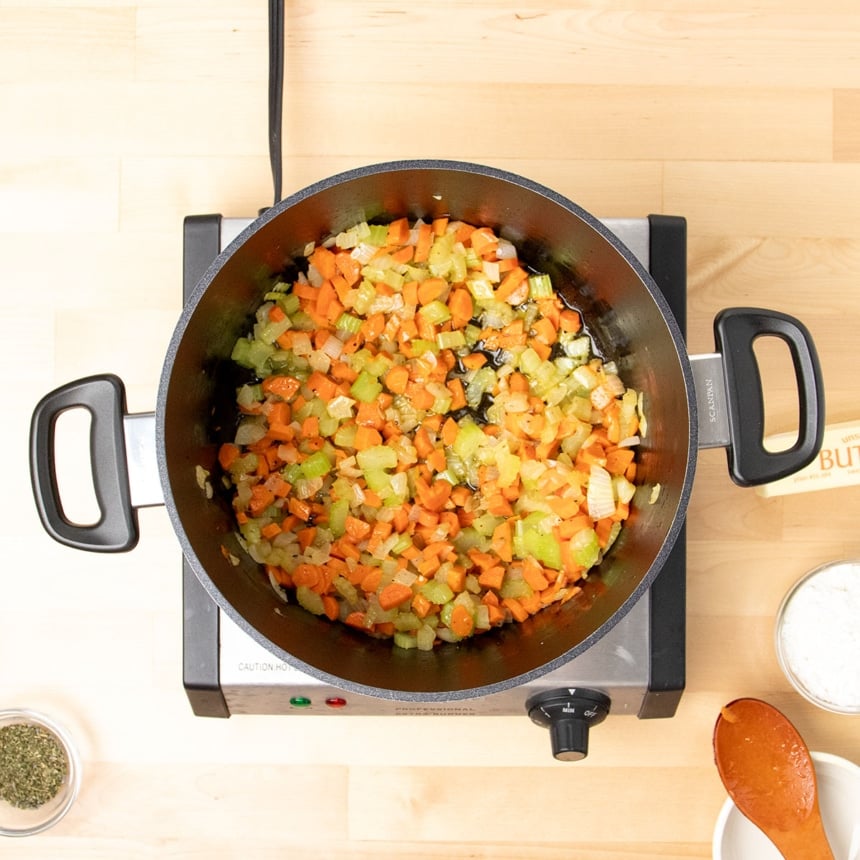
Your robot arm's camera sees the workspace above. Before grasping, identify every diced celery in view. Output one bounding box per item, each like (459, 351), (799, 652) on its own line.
(265, 290), (301, 316)
(436, 330), (466, 350)
(452, 419), (485, 460)
(257, 315), (292, 345)
(428, 232), (455, 278)
(523, 527), (562, 570)
(328, 498), (350, 538)
(301, 450), (332, 479)
(500, 577), (534, 600)
(393, 612), (422, 632)
(350, 371), (383, 403)
(416, 624), (436, 651)
(296, 585), (326, 616)
(390, 534), (414, 556)
(236, 383), (262, 411)
(465, 366), (496, 408)
(381, 268), (405, 290)
(419, 300), (452, 325)
(410, 339), (438, 356)
(562, 334), (592, 364)
(333, 576), (358, 607)
(496, 449), (522, 488)
(356, 445), (398, 472)
(353, 279), (377, 315)
(472, 513), (503, 537)
(364, 468), (393, 495)
(333, 422), (357, 449)
(335, 312), (363, 335)
(393, 631), (419, 650)
(281, 463), (304, 485)
(419, 580), (454, 605)
(571, 527), (600, 568)
(371, 224), (392, 245)
(518, 347), (542, 376)
(528, 273), (553, 298)
(327, 395), (356, 421)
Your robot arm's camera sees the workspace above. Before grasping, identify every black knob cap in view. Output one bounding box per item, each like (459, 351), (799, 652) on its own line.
(526, 688), (611, 761)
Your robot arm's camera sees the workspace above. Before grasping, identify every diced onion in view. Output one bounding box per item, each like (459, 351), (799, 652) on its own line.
(587, 465), (616, 520)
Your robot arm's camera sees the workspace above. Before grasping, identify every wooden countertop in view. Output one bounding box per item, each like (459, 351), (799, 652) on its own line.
(2, 3), (858, 857)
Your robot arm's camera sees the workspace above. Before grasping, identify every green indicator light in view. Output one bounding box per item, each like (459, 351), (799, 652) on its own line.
(289, 696), (312, 708)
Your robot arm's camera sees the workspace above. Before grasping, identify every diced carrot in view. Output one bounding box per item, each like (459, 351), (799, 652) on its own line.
(446, 565), (467, 593)
(344, 611), (368, 629)
(411, 592), (433, 619)
(261, 522), (282, 540)
(531, 315), (558, 345)
(378, 581), (414, 611)
(354, 425), (383, 450)
(495, 266), (529, 302)
(415, 477), (452, 512)
(384, 364), (410, 395)
(559, 308), (582, 332)
(522, 558), (550, 591)
(262, 374), (301, 401)
(530, 339), (552, 361)
(290, 563), (319, 589)
(360, 566), (382, 594)
(469, 226), (498, 256)
(503, 597), (529, 623)
(417, 277), (447, 306)
(301, 415), (319, 438)
(387, 217), (410, 246)
(305, 371), (338, 401)
(447, 287), (473, 329)
(449, 604), (475, 638)
(413, 222), (433, 262)
(477, 566), (505, 591)
(322, 595), (340, 621)
(335, 251), (361, 286)
(309, 245), (337, 280)
(269, 304), (287, 323)
(490, 520), (513, 563)
(427, 448), (448, 473)
(288, 497), (312, 521)
(407, 383), (435, 411)
(356, 400), (386, 428)
(346, 516), (373, 542)
(218, 442), (240, 470)
(297, 526), (317, 552)
(605, 447), (636, 476)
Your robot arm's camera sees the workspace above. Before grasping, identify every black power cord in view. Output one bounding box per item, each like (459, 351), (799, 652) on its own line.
(268, 0), (284, 206)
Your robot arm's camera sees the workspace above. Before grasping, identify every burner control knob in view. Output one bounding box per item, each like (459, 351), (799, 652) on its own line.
(526, 688), (611, 761)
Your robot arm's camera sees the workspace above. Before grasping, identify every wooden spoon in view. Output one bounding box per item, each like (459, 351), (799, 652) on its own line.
(713, 697), (834, 859)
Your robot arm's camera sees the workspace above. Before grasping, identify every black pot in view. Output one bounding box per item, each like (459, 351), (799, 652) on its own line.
(29, 160), (824, 701)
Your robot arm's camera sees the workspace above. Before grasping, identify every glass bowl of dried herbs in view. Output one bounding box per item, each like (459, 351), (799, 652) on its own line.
(0, 709), (81, 836)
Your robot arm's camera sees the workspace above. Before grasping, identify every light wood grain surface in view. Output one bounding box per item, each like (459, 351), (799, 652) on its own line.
(2, 2), (859, 857)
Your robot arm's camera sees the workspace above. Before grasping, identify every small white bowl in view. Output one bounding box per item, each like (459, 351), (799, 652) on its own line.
(774, 560), (860, 715)
(712, 750), (860, 859)
(0, 709), (81, 837)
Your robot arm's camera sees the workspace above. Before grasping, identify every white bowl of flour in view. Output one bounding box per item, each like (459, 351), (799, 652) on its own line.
(775, 560), (860, 715)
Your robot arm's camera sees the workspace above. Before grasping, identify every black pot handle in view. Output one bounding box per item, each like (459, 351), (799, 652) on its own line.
(29, 374), (139, 551)
(714, 307), (825, 487)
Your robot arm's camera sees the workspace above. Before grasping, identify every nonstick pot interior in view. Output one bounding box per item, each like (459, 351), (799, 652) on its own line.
(157, 160), (695, 700)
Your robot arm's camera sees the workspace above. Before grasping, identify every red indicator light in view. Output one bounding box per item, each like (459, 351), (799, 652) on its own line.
(325, 697), (347, 709)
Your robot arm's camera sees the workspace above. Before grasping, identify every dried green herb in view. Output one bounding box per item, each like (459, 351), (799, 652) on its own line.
(0, 724), (67, 809)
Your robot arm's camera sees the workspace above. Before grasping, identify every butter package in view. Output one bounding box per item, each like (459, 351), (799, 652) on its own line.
(756, 420), (860, 497)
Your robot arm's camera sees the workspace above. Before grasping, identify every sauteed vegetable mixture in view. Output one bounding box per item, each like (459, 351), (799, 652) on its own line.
(218, 217), (642, 649)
